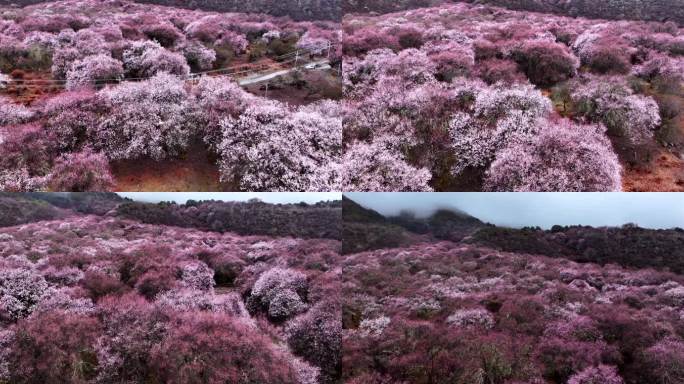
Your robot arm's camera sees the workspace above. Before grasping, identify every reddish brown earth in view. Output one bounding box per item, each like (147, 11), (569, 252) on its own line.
(623, 151), (684, 191)
(623, 92), (684, 192)
(1, 70), (62, 105)
(111, 141), (233, 192)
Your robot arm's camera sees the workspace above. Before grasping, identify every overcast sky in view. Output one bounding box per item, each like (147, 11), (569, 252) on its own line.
(117, 192), (341, 204)
(345, 193), (684, 229)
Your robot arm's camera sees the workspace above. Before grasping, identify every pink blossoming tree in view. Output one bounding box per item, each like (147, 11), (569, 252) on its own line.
(484, 121), (622, 191)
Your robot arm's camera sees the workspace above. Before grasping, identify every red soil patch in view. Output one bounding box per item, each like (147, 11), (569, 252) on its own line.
(111, 141), (235, 192)
(623, 151), (684, 191)
(624, 87), (684, 191)
(1, 70), (62, 105)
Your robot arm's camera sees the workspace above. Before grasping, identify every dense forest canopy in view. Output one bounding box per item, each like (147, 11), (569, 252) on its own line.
(0, 0), (342, 192)
(116, 199), (342, 239)
(471, 224), (684, 274)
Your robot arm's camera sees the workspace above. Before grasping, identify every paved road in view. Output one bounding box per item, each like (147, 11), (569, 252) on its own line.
(237, 59), (331, 86)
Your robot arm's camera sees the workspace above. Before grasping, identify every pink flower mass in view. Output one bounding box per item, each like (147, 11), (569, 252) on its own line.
(342, 1), (683, 192)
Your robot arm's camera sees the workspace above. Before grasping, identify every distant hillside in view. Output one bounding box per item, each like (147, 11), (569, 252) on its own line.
(472, 224), (684, 274)
(342, 195), (386, 223)
(390, 208), (485, 242)
(463, 0), (684, 26)
(135, 0), (340, 21)
(23, 192), (126, 215)
(116, 199), (342, 240)
(0, 193), (65, 227)
(342, 196), (485, 253)
(343, 0), (445, 14)
(0, 192), (129, 228)
(343, 0), (684, 25)
(0, 194), (341, 240)
(342, 196), (410, 254)
(0, 0), (342, 21)
(343, 196), (684, 275)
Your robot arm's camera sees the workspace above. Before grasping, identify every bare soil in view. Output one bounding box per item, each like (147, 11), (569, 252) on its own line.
(111, 141), (234, 192)
(622, 91), (684, 191)
(623, 151), (684, 191)
(1, 70), (62, 105)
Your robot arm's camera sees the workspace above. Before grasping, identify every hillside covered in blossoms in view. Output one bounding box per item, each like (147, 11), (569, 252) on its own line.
(0, 0), (342, 192)
(344, 0), (684, 24)
(0, 193), (342, 383)
(2, 191), (683, 383)
(458, 0), (684, 26)
(342, 2), (684, 191)
(1, 0), (342, 21)
(342, 195), (684, 384)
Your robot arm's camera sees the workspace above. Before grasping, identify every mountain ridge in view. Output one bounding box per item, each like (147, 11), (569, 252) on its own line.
(342, 195), (486, 253)
(342, 195), (684, 275)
